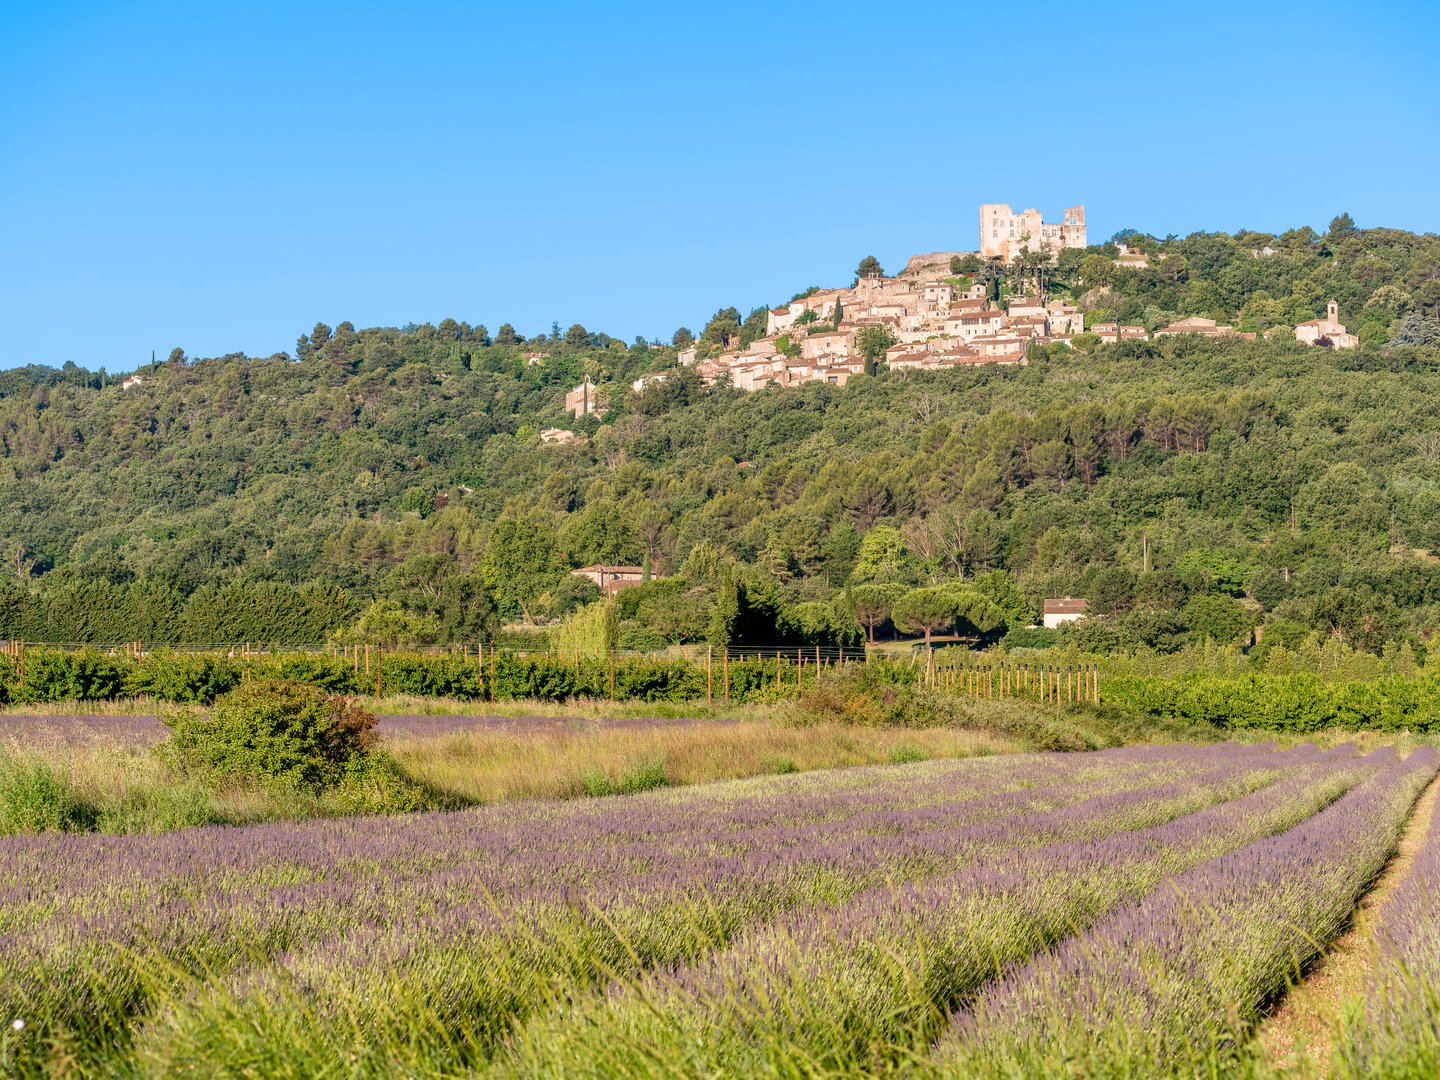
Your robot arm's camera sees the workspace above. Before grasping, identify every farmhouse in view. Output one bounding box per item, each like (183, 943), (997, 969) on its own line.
(1043, 597), (1090, 629)
(571, 565), (645, 594)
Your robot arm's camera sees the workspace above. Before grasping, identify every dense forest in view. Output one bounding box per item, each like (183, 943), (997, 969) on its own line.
(4, 217), (1440, 653)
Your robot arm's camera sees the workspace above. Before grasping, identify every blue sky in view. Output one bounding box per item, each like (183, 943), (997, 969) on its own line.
(2, 0), (1437, 371)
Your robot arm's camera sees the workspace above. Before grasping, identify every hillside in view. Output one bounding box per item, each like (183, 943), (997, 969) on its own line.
(3, 219), (1440, 652)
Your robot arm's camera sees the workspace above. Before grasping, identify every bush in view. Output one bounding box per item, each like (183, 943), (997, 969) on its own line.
(617, 626), (669, 652)
(128, 653), (239, 703)
(1000, 626), (1060, 651)
(160, 679), (379, 788)
(1104, 671), (1440, 733)
(377, 654), (483, 698)
(581, 761), (669, 797)
(0, 754), (95, 832)
(888, 743), (930, 764)
(11, 649), (131, 703)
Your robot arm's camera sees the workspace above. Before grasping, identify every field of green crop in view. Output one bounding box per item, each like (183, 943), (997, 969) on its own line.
(2, 737), (1438, 1077)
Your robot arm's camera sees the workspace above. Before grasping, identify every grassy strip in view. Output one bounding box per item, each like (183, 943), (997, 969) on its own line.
(0, 718), (1020, 835)
(941, 748), (1439, 1078)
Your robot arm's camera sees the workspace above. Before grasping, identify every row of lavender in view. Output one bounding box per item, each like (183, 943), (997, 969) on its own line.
(1, 743), (1306, 1075)
(0, 710), (719, 751)
(1334, 763), (1440, 1077)
(937, 746), (1438, 1077)
(492, 745), (1382, 1076)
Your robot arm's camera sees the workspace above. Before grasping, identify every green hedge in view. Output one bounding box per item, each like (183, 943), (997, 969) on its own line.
(1105, 672), (1440, 732)
(0, 649), (823, 705)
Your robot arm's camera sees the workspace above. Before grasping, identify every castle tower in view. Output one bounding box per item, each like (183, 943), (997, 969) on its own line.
(1327, 299), (1339, 324)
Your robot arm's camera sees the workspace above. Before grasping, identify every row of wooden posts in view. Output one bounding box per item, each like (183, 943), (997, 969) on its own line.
(920, 653), (1102, 706)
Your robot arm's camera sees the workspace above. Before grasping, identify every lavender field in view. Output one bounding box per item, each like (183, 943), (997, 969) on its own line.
(1, 740), (1437, 1077)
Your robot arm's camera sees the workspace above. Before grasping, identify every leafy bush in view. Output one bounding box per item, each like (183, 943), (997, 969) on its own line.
(617, 626), (669, 652)
(128, 653), (239, 703)
(160, 679), (379, 788)
(1105, 671), (1440, 732)
(0, 754), (95, 832)
(253, 653), (361, 694)
(999, 626), (1060, 650)
(376, 654), (483, 698)
(10, 649), (131, 703)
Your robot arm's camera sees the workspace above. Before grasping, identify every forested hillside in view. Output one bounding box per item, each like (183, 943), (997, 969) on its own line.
(4, 219), (1440, 652)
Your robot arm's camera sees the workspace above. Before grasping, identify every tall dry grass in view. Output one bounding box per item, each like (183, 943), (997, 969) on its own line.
(386, 721), (1018, 803)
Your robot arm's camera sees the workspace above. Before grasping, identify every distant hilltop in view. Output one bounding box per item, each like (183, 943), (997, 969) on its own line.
(560, 201), (1352, 407)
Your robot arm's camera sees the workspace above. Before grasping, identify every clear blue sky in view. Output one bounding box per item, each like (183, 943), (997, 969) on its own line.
(2, 0), (1438, 371)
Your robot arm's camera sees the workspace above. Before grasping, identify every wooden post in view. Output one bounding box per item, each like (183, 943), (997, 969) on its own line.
(365, 643), (371, 675)
(707, 647), (713, 704)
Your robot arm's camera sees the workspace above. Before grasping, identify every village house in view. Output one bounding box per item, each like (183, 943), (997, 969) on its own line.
(979, 203), (1086, 261)
(630, 371), (669, 393)
(945, 309), (1007, 340)
(571, 565), (645, 594)
(1153, 316), (1239, 339)
(1294, 300), (1359, 349)
(800, 330), (855, 360)
(1113, 243), (1149, 269)
(1043, 597), (1089, 629)
(120, 374), (145, 390)
(564, 377), (606, 417)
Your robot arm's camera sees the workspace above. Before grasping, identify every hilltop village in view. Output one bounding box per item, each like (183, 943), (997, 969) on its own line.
(563, 203), (1362, 415)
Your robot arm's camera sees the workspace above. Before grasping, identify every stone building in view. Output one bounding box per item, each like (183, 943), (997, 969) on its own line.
(564, 377), (606, 417)
(1294, 300), (1359, 349)
(979, 203), (1086, 261)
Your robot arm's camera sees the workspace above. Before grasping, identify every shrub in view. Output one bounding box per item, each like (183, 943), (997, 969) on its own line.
(160, 679), (379, 788)
(888, 743), (930, 764)
(617, 626), (669, 652)
(15, 649), (130, 702)
(0, 754), (95, 832)
(376, 654), (483, 698)
(128, 653), (239, 703)
(581, 761), (669, 797)
(252, 653), (361, 694)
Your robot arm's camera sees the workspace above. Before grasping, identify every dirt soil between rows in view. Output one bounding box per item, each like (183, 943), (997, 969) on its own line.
(1256, 765), (1440, 1075)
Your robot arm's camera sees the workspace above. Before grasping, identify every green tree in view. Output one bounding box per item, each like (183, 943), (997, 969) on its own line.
(336, 599), (439, 648)
(479, 518), (569, 622)
(850, 582), (906, 643)
(890, 586), (956, 648)
(854, 255), (884, 283)
(856, 325), (896, 366)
